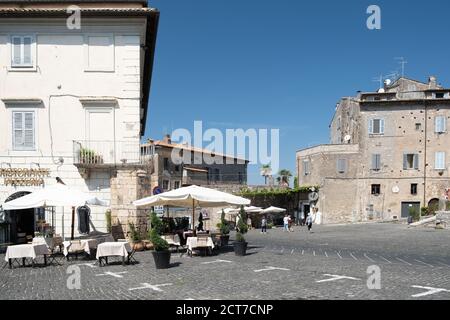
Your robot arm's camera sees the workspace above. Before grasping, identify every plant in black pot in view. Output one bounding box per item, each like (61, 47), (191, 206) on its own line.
(234, 206), (248, 256)
(149, 212), (171, 269)
(218, 209), (230, 246)
(128, 222), (144, 251)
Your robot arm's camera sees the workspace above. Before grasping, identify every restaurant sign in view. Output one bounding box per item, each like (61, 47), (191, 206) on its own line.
(0, 168), (50, 187)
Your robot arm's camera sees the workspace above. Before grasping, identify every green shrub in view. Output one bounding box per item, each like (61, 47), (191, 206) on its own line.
(236, 206), (248, 242)
(218, 209), (230, 235)
(409, 207), (420, 222)
(148, 212), (169, 251)
(128, 222), (141, 242)
(105, 210), (112, 233)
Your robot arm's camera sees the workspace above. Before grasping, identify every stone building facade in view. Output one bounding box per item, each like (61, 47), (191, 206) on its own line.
(297, 76), (450, 224)
(142, 134), (249, 193)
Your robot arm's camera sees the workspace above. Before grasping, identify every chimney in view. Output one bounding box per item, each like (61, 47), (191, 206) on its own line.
(428, 76), (437, 88)
(163, 134), (171, 144)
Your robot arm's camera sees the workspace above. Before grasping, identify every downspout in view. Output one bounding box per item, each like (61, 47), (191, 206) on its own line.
(423, 100), (428, 207)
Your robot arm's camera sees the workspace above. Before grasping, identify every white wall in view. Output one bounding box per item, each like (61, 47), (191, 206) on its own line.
(0, 18), (146, 237)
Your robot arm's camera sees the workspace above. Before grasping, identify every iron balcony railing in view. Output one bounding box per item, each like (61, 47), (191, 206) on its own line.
(73, 140), (155, 166)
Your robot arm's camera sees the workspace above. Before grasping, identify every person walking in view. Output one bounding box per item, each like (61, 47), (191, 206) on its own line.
(306, 213), (313, 232)
(283, 214), (289, 232)
(261, 216), (267, 234)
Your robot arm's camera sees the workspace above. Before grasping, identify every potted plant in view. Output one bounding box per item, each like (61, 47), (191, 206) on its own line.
(218, 209), (230, 246)
(128, 222), (144, 251)
(234, 206), (248, 256)
(149, 212), (171, 269)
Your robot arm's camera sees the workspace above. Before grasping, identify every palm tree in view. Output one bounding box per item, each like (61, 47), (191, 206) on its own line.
(260, 164), (272, 185)
(277, 169), (292, 187)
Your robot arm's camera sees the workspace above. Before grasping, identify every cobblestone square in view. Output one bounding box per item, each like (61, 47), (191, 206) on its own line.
(1, 223), (450, 300)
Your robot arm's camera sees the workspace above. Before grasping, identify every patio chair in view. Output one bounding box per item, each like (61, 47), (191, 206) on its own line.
(66, 240), (86, 261)
(46, 237), (65, 265)
(127, 249), (137, 265)
(162, 234), (181, 253)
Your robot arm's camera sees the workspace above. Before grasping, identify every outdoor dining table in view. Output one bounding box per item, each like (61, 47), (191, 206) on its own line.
(4, 244), (50, 269)
(63, 239), (98, 257)
(186, 236), (215, 253)
(96, 242), (132, 266)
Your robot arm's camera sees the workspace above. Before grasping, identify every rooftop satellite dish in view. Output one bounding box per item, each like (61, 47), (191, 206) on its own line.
(384, 79), (392, 86)
(344, 135), (351, 143)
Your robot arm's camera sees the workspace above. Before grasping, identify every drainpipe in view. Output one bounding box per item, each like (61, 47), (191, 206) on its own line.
(423, 101), (428, 207)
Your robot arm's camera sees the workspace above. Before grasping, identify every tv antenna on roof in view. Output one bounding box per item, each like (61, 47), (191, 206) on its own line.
(372, 74), (383, 90)
(395, 57), (408, 77)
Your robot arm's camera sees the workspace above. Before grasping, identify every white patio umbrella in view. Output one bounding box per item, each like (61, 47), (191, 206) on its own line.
(133, 185), (250, 232)
(215, 207), (237, 215)
(227, 206), (263, 215)
(261, 206), (287, 214)
(1, 183), (109, 239)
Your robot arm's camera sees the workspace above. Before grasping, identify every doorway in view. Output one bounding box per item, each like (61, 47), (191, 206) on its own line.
(401, 202), (420, 218)
(4, 191), (34, 244)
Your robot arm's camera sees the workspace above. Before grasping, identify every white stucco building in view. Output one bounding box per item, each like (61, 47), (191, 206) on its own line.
(0, 0), (159, 247)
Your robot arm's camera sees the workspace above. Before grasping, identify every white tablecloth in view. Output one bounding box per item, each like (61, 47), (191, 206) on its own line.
(32, 237), (63, 249)
(96, 242), (131, 259)
(186, 237), (215, 251)
(162, 234), (181, 246)
(63, 239), (98, 256)
(4, 244), (49, 262)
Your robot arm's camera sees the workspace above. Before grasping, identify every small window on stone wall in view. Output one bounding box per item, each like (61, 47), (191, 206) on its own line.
(371, 184), (381, 195)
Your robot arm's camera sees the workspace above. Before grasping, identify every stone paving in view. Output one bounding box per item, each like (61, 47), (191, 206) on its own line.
(1, 223), (450, 300)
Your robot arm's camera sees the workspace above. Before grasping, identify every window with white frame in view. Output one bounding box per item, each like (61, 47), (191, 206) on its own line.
(11, 35), (35, 68)
(85, 34), (115, 71)
(12, 111), (35, 150)
(435, 152), (446, 170)
(371, 154), (381, 171)
(369, 118), (385, 135)
(403, 153), (419, 170)
(435, 116), (447, 134)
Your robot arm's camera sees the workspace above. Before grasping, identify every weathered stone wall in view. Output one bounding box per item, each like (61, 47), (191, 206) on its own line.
(110, 168), (152, 240)
(297, 77), (450, 224)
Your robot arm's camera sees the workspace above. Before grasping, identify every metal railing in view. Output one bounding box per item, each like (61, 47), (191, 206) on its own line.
(73, 140), (154, 166)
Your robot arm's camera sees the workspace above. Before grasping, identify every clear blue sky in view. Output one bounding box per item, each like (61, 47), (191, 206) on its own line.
(144, 0), (450, 185)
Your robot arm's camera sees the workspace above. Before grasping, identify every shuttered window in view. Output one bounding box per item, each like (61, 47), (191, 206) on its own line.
(369, 119), (385, 134)
(403, 154), (419, 170)
(12, 111), (35, 150)
(371, 154), (381, 171)
(11, 35), (34, 67)
(435, 152), (446, 170)
(435, 116), (447, 133)
(303, 160), (310, 176)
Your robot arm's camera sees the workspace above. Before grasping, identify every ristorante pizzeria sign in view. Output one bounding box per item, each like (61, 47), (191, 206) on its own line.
(0, 168), (50, 186)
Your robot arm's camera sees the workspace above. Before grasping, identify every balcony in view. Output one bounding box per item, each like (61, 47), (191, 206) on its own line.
(73, 140), (154, 168)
